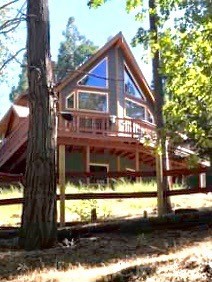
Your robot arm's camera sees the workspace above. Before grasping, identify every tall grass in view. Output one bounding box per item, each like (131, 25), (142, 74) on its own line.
(0, 181), (211, 227)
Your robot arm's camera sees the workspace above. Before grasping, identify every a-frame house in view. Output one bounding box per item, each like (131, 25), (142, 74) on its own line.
(0, 33), (206, 184)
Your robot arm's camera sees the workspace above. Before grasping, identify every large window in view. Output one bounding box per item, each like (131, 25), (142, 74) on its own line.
(126, 99), (145, 120)
(78, 58), (108, 88)
(124, 67), (145, 100)
(78, 91), (108, 112)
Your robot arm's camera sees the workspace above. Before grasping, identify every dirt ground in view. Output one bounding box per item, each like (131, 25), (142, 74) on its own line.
(0, 225), (211, 282)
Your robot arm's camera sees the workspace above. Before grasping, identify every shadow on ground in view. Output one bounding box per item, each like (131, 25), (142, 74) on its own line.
(0, 222), (211, 281)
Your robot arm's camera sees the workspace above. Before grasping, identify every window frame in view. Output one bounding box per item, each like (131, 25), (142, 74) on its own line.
(125, 97), (146, 121)
(77, 90), (109, 113)
(89, 162), (109, 185)
(66, 92), (75, 109)
(124, 64), (146, 101)
(125, 97), (155, 124)
(77, 57), (109, 89)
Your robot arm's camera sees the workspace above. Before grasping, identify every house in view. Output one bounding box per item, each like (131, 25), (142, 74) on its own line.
(0, 33), (207, 185)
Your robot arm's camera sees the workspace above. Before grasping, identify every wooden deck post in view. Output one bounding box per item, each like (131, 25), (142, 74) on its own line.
(117, 156), (121, 171)
(85, 145), (90, 185)
(59, 144), (65, 227)
(199, 173), (206, 188)
(165, 138), (173, 188)
(135, 148), (140, 181)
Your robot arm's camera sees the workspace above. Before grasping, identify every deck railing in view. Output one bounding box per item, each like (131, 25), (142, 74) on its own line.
(0, 118), (28, 168)
(58, 111), (156, 141)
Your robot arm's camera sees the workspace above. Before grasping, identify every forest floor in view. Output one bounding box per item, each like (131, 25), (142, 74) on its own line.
(0, 225), (211, 282)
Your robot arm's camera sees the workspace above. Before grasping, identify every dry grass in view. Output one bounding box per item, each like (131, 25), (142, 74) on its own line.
(0, 182), (211, 226)
(0, 228), (211, 281)
(0, 183), (211, 281)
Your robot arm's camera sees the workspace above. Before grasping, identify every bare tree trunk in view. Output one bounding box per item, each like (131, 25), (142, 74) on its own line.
(149, 0), (172, 215)
(19, 0), (57, 250)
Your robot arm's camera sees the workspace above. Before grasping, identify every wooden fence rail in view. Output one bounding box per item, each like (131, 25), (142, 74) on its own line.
(0, 167), (207, 184)
(0, 187), (211, 206)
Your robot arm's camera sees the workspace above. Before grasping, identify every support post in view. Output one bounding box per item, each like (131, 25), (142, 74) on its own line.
(165, 138), (173, 189)
(59, 145), (65, 227)
(117, 155), (121, 172)
(135, 148), (140, 181)
(85, 145), (90, 185)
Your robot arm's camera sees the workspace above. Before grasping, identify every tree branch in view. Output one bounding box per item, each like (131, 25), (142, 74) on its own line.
(0, 48), (26, 72)
(0, 0), (19, 11)
(0, 17), (25, 34)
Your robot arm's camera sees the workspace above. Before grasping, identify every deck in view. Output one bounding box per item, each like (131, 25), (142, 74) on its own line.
(0, 111), (156, 171)
(58, 111), (156, 142)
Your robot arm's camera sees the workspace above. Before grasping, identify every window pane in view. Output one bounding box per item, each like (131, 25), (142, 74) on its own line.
(78, 92), (107, 112)
(67, 93), (74, 108)
(126, 100), (145, 120)
(124, 68), (144, 100)
(147, 110), (154, 123)
(78, 59), (107, 88)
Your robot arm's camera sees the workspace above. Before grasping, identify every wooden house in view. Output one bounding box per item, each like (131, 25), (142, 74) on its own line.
(0, 33), (206, 185)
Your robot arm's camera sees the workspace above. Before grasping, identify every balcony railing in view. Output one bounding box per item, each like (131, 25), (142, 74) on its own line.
(58, 111), (156, 142)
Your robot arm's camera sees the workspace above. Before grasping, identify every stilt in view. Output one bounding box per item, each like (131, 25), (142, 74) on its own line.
(135, 148), (140, 181)
(85, 145), (90, 185)
(59, 144), (65, 227)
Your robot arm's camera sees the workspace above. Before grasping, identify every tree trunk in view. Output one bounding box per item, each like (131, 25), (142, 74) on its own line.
(149, 0), (172, 215)
(19, 0), (57, 250)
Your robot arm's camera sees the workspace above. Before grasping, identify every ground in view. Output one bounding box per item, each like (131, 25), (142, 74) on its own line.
(0, 226), (211, 282)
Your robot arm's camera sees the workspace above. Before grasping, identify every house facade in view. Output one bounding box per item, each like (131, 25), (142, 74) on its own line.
(0, 33), (205, 185)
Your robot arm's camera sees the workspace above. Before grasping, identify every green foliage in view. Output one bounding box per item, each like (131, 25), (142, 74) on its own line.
(163, 3), (212, 159)
(56, 17), (98, 80)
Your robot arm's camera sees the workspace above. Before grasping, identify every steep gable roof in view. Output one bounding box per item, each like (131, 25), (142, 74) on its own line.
(0, 105), (29, 135)
(56, 32), (155, 103)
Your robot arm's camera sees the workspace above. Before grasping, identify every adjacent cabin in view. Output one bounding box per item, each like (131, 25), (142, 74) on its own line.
(0, 33), (207, 185)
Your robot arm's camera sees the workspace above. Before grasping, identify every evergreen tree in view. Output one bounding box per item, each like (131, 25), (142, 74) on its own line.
(20, 0), (57, 250)
(9, 17), (98, 101)
(56, 17), (98, 80)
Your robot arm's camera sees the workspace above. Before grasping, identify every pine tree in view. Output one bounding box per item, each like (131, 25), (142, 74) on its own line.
(56, 17), (98, 80)
(19, 0), (57, 250)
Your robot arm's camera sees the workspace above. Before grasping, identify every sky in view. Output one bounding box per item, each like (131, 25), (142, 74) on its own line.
(0, 0), (151, 119)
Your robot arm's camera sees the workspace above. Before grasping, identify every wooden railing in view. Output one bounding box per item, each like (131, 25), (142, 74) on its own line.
(58, 111), (156, 141)
(0, 118), (28, 168)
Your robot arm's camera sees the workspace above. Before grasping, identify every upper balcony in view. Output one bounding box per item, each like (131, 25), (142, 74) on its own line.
(0, 110), (156, 171)
(58, 110), (156, 144)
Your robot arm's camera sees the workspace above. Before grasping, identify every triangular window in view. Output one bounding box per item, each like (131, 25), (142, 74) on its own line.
(66, 92), (74, 108)
(124, 67), (145, 100)
(78, 58), (108, 88)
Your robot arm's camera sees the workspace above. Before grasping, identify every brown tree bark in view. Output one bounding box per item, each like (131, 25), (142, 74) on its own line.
(19, 0), (57, 250)
(149, 0), (172, 215)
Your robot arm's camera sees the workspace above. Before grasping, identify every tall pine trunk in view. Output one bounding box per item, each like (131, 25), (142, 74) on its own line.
(149, 0), (172, 215)
(19, 0), (57, 250)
